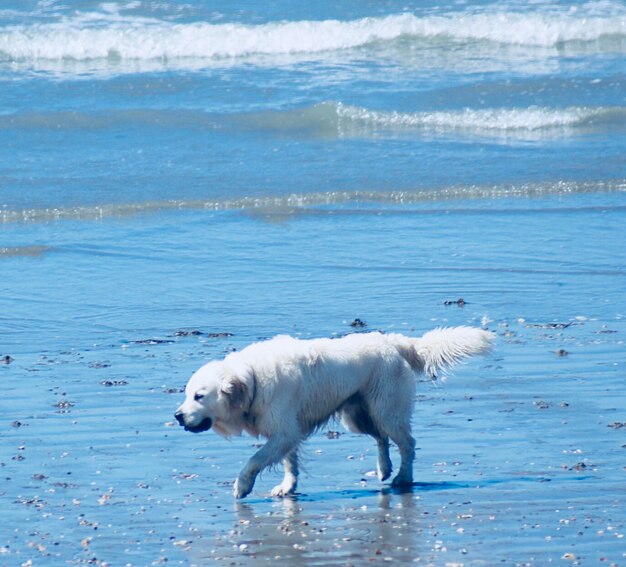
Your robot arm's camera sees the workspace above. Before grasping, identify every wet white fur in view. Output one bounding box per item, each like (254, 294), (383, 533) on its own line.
(175, 327), (494, 498)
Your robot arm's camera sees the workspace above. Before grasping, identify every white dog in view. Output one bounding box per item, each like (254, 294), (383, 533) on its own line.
(175, 327), (494, 499)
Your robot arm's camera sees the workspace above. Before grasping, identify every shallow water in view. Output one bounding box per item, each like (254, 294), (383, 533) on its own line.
(2, 195), (626, 565)
(2, 0), (626, 564)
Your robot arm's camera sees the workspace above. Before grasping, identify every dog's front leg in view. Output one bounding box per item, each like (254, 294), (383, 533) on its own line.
(234, 436), (298, 499)
(270, 449), (299, 497)
(376, 437), (393, 481)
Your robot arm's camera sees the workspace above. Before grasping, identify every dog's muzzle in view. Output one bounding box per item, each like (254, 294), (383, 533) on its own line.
(174, 411), (212, 433)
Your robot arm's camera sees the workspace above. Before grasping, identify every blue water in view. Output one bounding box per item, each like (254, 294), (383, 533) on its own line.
(1, 1), (626, 565)
(1, 0), (626, 211)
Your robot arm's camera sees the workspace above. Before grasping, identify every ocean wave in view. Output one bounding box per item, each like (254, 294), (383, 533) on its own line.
(2, 104), (623, 138)
(332, 103), (626, 133)
(1, 5), (625, 64)
(239, 102), (626, 138)
(1, 180), (624, 224)
(3, 103), (623, 136)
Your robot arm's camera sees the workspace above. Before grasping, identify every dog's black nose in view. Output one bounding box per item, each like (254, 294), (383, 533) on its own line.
(174, 411), (185, 425)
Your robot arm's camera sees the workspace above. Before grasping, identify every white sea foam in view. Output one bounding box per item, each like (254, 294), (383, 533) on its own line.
(1, 4), (625, 63)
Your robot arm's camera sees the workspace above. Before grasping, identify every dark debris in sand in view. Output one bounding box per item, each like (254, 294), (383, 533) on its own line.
(88, 361), (111, 369)
(569, 462), (597, 472)
(100, 380), (128, 387)
(53, 398), (75, 413)
(325, 430), (342, 439)
(173, 329), (234, 338)
(524, 321), (574, 329)
(172, 329), (204, 337)
(132, 338), (176, 346)
(131, 330), (234, 345)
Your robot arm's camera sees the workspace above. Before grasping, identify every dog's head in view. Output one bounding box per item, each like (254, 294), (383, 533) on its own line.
(174, 360), (254, 437)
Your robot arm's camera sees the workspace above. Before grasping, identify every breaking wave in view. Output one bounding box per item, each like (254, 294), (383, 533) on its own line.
(234, 102), (626, 139)
(323, 102), (625, 134)
(1, 4), (625, 65)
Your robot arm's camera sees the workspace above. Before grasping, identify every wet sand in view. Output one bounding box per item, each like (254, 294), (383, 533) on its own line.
(2, 316), (624, 566)
(2, 198), (625, 565)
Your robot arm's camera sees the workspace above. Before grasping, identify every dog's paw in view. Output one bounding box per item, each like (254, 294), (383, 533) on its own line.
(233, 476), (253, 499)
(270, 480), (297, 498)
(390, 473), (413, 488)
(377, 460), (392, 482)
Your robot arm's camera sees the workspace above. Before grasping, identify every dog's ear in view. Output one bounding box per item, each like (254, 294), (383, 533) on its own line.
(221, 376), (250, 410)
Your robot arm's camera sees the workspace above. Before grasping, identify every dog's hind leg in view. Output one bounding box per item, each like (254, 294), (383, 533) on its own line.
(234, 434), (299, 499)
(270, 448), (299, 497)
(388, 427), (416, 487)
(366, 364), (416, 488)
(339, 394), (393, 482)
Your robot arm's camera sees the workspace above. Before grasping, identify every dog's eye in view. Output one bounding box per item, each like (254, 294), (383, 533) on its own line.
(194, 393), (205, 401)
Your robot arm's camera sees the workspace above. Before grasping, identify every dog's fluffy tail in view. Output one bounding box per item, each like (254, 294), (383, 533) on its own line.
(408, 326), (495, 379)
